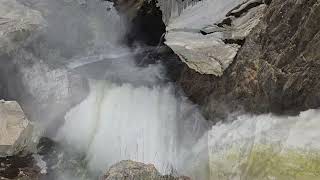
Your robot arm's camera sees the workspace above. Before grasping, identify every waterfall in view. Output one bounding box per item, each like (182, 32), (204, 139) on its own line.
(41, 0), (320, 179)
(57, 44), (210, 177)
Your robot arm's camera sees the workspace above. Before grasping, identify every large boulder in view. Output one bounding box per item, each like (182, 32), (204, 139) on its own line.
(159, 0), (269, 76)
(177, 0), (320, 119)
(103, 160), (190, 180)
(0, 100), (36, 157)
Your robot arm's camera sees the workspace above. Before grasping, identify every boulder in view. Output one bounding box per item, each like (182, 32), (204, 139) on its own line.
(0, 100), (36, 157)
(103, 160), (162, 180)
(158, 0), (269, 76)
(103, 160), (190, 180)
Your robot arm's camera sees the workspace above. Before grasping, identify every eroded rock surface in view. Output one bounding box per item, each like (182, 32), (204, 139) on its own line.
(0, 100), (36, 157)
(177, 0), (320, 119)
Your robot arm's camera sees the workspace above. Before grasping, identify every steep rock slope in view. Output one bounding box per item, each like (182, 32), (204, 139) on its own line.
(177, 0), (320, 119)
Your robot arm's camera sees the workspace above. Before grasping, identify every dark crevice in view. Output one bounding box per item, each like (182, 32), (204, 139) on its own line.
(227, 1), (264, 18)
(125, 0), (166, 47)
(264, 0), (272, 5)
(216, 17), (232, 27)
(223, 38), (246, 46)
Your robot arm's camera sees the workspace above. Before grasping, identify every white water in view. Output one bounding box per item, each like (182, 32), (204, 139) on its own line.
(46, 1), (210, 178)
(58, 79), (208, 175)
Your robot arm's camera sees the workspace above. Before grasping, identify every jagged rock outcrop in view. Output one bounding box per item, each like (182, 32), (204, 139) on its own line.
(0, 100), (37, 157)
(159, 0), (270, 76)
(103, 160), (190, 180)
(0, 0), (89, 130)
(177, 0), (320, 119)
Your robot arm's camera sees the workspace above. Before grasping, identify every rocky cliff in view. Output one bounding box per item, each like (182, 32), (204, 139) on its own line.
(177, 0), (320, 119)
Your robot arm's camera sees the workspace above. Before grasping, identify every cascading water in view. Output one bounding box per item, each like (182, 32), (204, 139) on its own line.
(50, 0), (210, 179)
(26, 0), (320, 180)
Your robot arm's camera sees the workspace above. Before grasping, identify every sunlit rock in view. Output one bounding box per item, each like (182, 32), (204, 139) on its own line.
(208, 109), (320, 180)
(158, 0), (268, 75)
(0, 100), (36, 157)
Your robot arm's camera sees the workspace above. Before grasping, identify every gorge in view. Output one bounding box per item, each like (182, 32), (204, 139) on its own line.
(1, 0), (320, 180)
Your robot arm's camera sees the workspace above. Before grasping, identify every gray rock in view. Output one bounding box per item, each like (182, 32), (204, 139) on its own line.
(0, 101), (37, 157)
(103, 160), (190, 180)
(159, 0), (268, 76)
(103, 160), (162, 180)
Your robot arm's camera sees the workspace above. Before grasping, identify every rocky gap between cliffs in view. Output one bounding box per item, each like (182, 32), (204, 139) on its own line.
(1, 0), (320, 179)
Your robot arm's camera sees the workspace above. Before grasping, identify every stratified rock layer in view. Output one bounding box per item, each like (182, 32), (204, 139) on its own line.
(177, 0), (320, 118)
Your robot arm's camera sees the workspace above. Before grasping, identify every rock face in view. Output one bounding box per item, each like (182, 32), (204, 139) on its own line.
(0, 0), (89, 129)
(177, 0), (320, 119)
(103, 160), (189, 180)
(208, 109), (320, 180)
(0, 100), (36, 157)
(159, 0), (269, 76)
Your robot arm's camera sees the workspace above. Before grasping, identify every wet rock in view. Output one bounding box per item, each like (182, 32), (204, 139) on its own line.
(103, 160), (162, 180)
(103, 160), (190, 180)
(0, 101), (37, 157)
